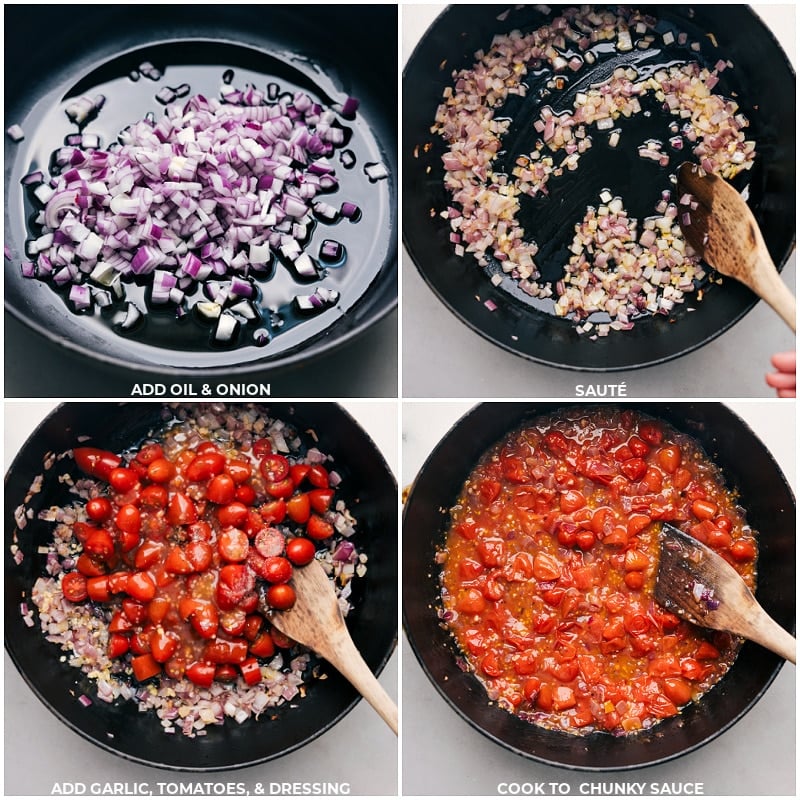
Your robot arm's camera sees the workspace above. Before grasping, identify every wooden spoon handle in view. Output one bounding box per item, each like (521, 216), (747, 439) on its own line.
(735, 606), (796, 664)
(322, 631), (399, 734)
(751, 252), (796, 332)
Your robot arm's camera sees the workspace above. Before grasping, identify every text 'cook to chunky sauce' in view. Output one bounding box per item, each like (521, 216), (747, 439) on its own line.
(440, 408), (757, 735)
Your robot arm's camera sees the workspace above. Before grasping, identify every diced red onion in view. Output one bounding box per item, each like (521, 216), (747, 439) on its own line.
(7, 124), (25, 142)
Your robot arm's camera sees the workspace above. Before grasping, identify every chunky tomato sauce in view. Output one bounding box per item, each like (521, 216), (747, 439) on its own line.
(441, 409), (757, 734)
(60, 424), (342, 689)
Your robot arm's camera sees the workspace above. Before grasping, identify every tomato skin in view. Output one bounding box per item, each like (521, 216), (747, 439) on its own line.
(544, 431), (569, 456)
(308, 488), (334, 514)
(116, 504), (141, 536)
(186, 452), (226, 482)
(560, 490), (586, 513)
(252, 438), (273, 458)
(107, 632), (130, 659)
(307, 465), (329, 489)
(692, 499), (718, 521)
(86, 575), (111, 602)
(146, 458), (175, 484)
(131, 653), (161, 682)
(638, 420), (663, 445)
(109, 467), (139, 493)
(204, 640), (248, 664)
(240, 657), (263, 686)
(260, 499), (287, 524)
(164, 546), (194, 575)
(76, 553), (106, 577)
(84, 528), (115, 560)
(139, 484), (168, 509)
(206, 474), (236, 505)
(217, 502), (249, 528)
(657, 445), (681, 473)
(249, 631), (276, 658)
(286, 493), (311, 524)
(73, 447), (122, 481)
(266, 583), (296, 610)
(235, 485), (257, 505)
(135, 444), (164, 464)
(185, 540), (213, 572)
(478, 480), (501, 504)
(167, 493), (198, 526)
(61, 572), (88, 602)
(286, 537), (316, 566)
(185, 661), (215, 687)
(86, 497), (113, 522)
(225, 459), (253, 484)
(620, 457), (647, 482)
(150, 629), (179, 663)
(306, 514), (334, 541)
(628, 436), (650, 457)
(127, 571), (157, 602)
(730, 539), (756, 562)
(265, 478), (295, 499)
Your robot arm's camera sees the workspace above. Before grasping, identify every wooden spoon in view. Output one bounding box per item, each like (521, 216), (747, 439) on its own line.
(655, 523), (795, 664)
(676, 161), (796, 332)
(265, 559), (398, 734)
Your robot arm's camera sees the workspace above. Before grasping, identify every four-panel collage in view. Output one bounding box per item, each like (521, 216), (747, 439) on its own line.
(3, 4), (796, 800)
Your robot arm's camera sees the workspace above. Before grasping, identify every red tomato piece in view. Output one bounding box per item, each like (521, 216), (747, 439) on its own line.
(259, 499), (287, 524)
(225, 459), (253, 484)
(252, 438), (273, 458)
(206, 473), (236, 505)
(167, 493), (198, 526)
(286, 493), (311, 524)
(150, 629), (179, 663)
(533, 552), (561, 582)
(116, 504), (141, 536)
(61, 572), (88, 603)
(147, 458), (175, 484)
(620, 457), (647, 482)
(131, 653), (161, 682)
(215, 501), (248, 529)
(240, 657), (263, 686)
(84, 528), (115, 560)
(266, 583), (296, 610)
(261, 556), (293, 584)
(185, 661), (215, 687)
(638, 420), (663, 445)
(306, 514), (334, 541)
(127, 571), (157, 602)
(107, 632), (130, 659)
(185, 540), (213, 572)
(186, 451), (227, 482)
(260, 454), (290, 482)
(218, 527), (250, 562)
(86, 575), (112, 602)
(86, 497), (113, 522)
(307, 465), (329, 489)
(285, 537), (316, 566)
(264, 478), (295, 499)
(109, 467), (138, 493)
(139, 484), (168, 509)
(73, 447), (122, 481)
(249, 631), (276, 658)
(135, 443), (164, 464)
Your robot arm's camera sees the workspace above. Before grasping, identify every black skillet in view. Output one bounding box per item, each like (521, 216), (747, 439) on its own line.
(403, 402), (795, 769)
(403, 5), (795, 371)
(4, 5), (397, 375)
(5, 402), (397, 770)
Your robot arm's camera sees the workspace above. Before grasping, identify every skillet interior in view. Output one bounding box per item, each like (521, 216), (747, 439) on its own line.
(4, 5), (397, 374)
(402, 5), (795, 371)
(402, 402), (795, 770)
(5, 402), (398, 770)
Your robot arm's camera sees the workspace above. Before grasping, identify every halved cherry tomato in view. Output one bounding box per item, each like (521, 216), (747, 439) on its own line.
(290, 464), (310, 486)
(185, 540), (213, 572)
(638, 420), (663, 445)
(126, 571), (156, 602)
(147, 597), (170, 625)
(186, 451), (226, 482)
(86, 497), (113, 522)
(146, 458), (175, 484)
(286, 493), (311, 524)
(308, 488), (334, 514)
(73, 447), (121, 481)
(261, 556), (292, 584)
(620, 457), (647, 482)
(217, 502), (249, 528)
(84, 528), (115, 560)
(131, 653), (161, 681)
(204, 639), (248, 664)
(109, 467), (138, 493)
(306, 514), (334, 541)
(249, 631), (276, 658)
(168, 493), (198, 526)
(214, 665), (239, 682)
(86, 575), (111, 602)
(107, 632), (130, 659)
(61, 572), (88, 602)
(150, 629), (179, 662)
(730, 539), (756, 562)
(185, 661), (215, 687)
(225, 459), (253, 484)
(307, 465), (329, 489)
(259, 499), (287, 524)
(218, 528), (250, 562)
(116, 504), (141, 536)
(164, 546), (194, 574)
(206, 474), (236, 505)
(135, 443), (164, 465)
(260, 454), (289, 482)
(264, 478), (295, 499)
(235, 485), (257, 505)
(139, 484), (168, 509)
(76, 553), (106, 577)
(692, 499), (718, 521)
(243, 614), (263, 642)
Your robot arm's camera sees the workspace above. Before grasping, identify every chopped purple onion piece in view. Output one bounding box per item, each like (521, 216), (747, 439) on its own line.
(6, 124), (25, 142)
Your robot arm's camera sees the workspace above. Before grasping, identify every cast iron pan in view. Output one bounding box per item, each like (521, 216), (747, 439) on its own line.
(5, 402), (397, 770)
(403, 402), (795, 770)
(403, 5), (796, 371)
(4, 5), (397, 375)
